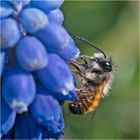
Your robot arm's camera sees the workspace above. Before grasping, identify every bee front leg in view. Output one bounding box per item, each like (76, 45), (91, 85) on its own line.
(69, 61), (84, 76)
(79, 55), (92, 65)
(71, 69), (85, 78)
(73, 88), (87, 93)
(79, 56), (88, 65)
(80, 55), (91, 59)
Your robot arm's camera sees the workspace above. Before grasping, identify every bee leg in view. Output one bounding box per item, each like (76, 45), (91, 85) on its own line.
(80, 55), (91, 59)
(69, 60), (87, 67)
(74, 88), (81, 92)
(70, 61), (90, 82)
(73, 69), (82, 75)
(80, 90), (87, 93)
(79, 55), (89, 64)
(69, 61), (84, 76)
(80, 58), (88, 65)
(79, 55), (94, 64)
(73, 88), (87, 93)
(101, 94), (105, 98)
(72, 69), (85, 78)
(69, 61), (81, 70)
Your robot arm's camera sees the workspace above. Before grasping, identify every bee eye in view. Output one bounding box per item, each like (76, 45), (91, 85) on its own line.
(100, 61), (112, 72)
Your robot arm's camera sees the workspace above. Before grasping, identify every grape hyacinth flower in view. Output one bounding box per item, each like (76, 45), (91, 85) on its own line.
(48, 9), (64, 25)
(0, 2), (14, 19)
(0, 51), (5, 77)
(1, 18), (21, 49)
(2, 68), (36, 113)
(14, 113), (42, 139)
(0, 97), (16, 137)
(30, 88), (64, 135)
(0, 0), (80, 139)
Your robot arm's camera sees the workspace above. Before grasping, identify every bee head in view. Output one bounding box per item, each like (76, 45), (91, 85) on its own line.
(93, 53), (112, 72)
(75, 36), (112, 73)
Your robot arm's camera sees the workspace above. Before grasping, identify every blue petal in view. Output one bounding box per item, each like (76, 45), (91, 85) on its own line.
(1, 130), (11, 140)
(37, 84), (77, 103)
(49, 34), (80, 61)
(0, 2), (14, 19)
(30, 93), (64, 134)
(42, 127), (63, 139)
(0, 97), (16, 138)
(36, 54), (75, 96)
(8, 0), (31, 6)
(1, 18), (21, 49)
(35, 22), (68, 51)
(14, 113), (42, 139)
(7, 0), (31, 12)
(48, 9), (64, 25)
(16, 36), (48, 71)
(30, 0), (64, 13)
(0, 51), (5, 77)
(2, 67), (36, 113)
(19, 8), (48, 33)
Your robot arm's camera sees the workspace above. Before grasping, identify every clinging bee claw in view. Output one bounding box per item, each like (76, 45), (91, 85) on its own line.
(61, 131), (64, 135)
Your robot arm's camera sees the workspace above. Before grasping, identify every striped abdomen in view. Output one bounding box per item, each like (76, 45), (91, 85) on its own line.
(69, 84), (104, 115)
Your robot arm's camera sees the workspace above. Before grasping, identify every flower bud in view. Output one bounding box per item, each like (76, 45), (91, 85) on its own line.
(2, 68), (36, 113)
(30, 93), (64, 134)
(30, 0), (64, 13)
(1, 18), (20, 49)
(16, 37), (48, 71)
(20, 8), (48, 33)
(37, 54), (75, 96)
(14, 113), (42, 139)
(0, 97), (16, 138)
(0, 2), (14, 19)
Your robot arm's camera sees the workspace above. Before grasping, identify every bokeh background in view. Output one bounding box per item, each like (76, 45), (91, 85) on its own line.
(61, 1), (139, 139)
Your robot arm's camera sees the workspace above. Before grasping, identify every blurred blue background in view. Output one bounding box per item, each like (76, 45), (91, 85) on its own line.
(61, 1), (139, 139)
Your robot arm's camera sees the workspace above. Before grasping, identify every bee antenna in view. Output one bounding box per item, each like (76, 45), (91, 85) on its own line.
(75, 36), (106, 58)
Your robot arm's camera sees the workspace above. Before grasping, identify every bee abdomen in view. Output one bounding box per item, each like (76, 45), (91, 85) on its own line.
(85, 92), (101, 114)
(69, 90), (102, 115)
(69, 102), (84, 115)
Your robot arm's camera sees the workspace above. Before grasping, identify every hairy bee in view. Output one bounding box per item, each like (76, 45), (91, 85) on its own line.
(69, 36), (114, 115)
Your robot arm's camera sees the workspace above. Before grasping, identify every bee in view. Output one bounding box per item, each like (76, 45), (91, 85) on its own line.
(69, 36), (114, 115)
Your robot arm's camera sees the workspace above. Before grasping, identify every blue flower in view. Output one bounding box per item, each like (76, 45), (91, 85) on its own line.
(30, 91), (64, 135)
(37, 54), (75, 96)
(0, 0), (79, 139)
(14, 113), (42, 139)
(0, 2), (14, 19)
(30, 0), (64, 13)
(2, 68), (36, 113)
(1, 18), (21, 49)
(19, 8), (49, 34)
(0, 97), (16, 138)
(0, 51), (5, 77)
(8, 0), (31, 12)
(16, 36), (48, 71)
(50, 34), (80, 61)
(35, 22), (68, 51)
(48, 9), (64, 25)
(36, 84), (77, 104)
(42, 127), (63, 139)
